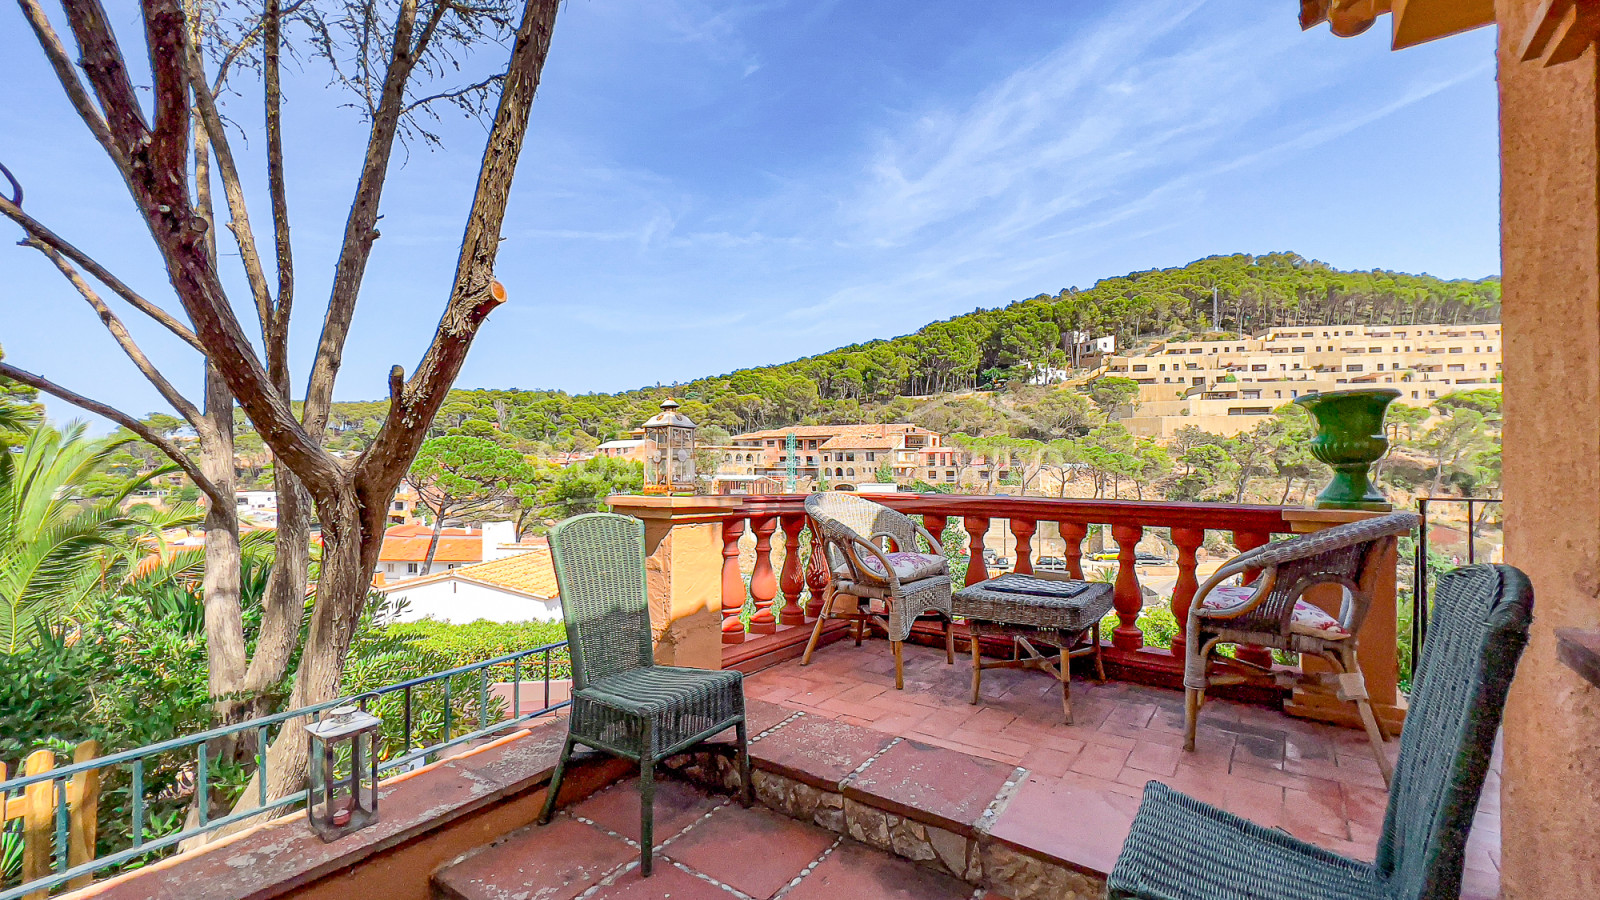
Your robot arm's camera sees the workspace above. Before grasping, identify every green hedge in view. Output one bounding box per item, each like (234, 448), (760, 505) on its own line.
(386, 619), (573, 680)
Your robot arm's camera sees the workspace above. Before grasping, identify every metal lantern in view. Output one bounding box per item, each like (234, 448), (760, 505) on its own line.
(643, 399), (698, 494)
(305, 703), (381, 841)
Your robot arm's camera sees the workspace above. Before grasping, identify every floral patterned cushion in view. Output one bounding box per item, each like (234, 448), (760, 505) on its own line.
(854, 551), (948, 583)
(1196, 584), (1350, 639)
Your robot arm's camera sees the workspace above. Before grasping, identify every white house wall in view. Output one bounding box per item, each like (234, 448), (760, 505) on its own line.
(385, 579), (561, 624)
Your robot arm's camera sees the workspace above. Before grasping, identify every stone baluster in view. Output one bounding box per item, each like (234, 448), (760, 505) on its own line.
(1059, 521), (1087, 580)
(804, 525), (829, 620)
(963, 516), (990, 586)
(1111, 523), (1145, 651)
(1168, 527), (1206, 658)
(778, 513), (807, 627)
(721, 517), (747, 644)
(1010, 518), (1036, 575)
(747, 514), (779, 634)
(1231, 529), (1275, 668)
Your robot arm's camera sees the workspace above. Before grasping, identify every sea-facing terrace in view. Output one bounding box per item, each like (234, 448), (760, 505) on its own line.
(23, 492), (1497, 900)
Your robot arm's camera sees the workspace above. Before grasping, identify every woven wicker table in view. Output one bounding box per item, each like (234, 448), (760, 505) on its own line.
(953, 573), (1115, 724)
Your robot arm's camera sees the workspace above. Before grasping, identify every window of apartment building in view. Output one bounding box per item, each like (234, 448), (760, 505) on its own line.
(407, 563), (419, 574)
(393, 501), (404, 511)
(1368, 347), (1381, 353)
(1448, 364), (1465, 372)
(1186, 363), (1198, 370)
(866, 452), (875, 462)
(927, 469), (937, 479)
(1251, 364), (1267, 371)
(1377, 363), (1385, 371)
(1481, 363), (1489, 370)
(846, 468), (855, 477)
(1242, 390), (1261, 399)
(1159, 364), (1166, 371)
(1347, 364), (1365, 371)
(1449, 347), (1464, 354)
(766, 440), (775, 446)
(1192, 376), (1204, 385)
(1190, 348), (1202, 354)
(1427, 390), (1437, 398)
(1301, 331), (1314, 337)
(1350, 347), (1364, 354)
(1132, 364), (1148, 372)
(945, 470), (956, 480)
(846, 452), (856, 462)
(1292, 346), (1305, 352)
(1315, 345), (1322, 351)
(1345, 330), (1354, 336)
(807, 456), (815, 464)
(1274, 390), (1283, 398)
(822, 453), (830, 462)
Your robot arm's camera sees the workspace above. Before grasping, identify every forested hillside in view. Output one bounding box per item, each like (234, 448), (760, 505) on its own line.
(318, 253), (1499, 452)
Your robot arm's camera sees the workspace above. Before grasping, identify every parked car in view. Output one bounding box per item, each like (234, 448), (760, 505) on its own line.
(1035, 556), (1067, 571)
(1135, 551), (1171, 566)
(1088, 550), (1119, 561)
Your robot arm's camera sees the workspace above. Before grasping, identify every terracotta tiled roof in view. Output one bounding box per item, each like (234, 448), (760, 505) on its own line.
(818, 435), (899, 450)
(395, 550), (560, 599)
(378, 533), (485, 564)
(733, 423), (931, 442)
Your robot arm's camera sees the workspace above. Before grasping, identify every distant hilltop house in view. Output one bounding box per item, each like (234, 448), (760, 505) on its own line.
(373, 521), (541, 583)
(1104, 322), (1502, 438)
(379, 548), (562, 624)
(727, 424), (962, 488)
(596, 438), (654, 462)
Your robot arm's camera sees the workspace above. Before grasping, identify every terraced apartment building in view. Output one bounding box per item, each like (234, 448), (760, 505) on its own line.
(1106, 322), (1502, 437)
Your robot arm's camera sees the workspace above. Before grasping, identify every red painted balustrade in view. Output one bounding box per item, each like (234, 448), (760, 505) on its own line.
(606, 491), (1403, 730)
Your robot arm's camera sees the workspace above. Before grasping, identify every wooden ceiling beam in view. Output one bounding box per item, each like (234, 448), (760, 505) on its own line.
(1520, 0), (1600, 66)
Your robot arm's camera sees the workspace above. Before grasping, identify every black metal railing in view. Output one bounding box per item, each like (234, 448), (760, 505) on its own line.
(1412, 496), (1501, 655)
(0, 641), (569, 900)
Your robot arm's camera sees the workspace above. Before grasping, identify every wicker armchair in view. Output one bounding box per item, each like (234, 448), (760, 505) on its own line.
(1110, 564), (1533, 900)
(1183, 511), (1418, 784)
(537, 513), (751, 877)
(799, 492), (955, 690)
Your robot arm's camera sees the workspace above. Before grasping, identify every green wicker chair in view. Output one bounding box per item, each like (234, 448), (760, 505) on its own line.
(1108, 564), (1533, 900)
(537, 513), (751, 876)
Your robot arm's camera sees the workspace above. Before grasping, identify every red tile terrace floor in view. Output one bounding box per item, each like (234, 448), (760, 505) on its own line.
(744, 638), (1502, 899)
(434, 777), (989, 900)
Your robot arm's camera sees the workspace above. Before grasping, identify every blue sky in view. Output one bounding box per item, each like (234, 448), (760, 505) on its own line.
(0, 0), (1498, 425)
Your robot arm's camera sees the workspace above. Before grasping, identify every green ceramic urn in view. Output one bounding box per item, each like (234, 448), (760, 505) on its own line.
(1294, 388), (1399, 511)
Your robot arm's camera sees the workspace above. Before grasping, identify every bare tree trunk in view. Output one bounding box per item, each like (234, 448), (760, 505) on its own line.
(422, 503), (447, 575)
(199, 366), (248, 714)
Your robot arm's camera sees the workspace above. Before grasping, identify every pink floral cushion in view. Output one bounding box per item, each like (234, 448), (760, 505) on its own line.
(855, 551), (947, 583)
(1195, 584), (1350, 639)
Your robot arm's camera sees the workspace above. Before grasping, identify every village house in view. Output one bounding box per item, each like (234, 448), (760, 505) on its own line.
(380, 546), (561, 623)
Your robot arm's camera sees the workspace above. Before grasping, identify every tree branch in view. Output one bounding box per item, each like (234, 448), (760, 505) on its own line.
(0, 361), (227, 509)
(23, 237), (205, 427)
(358, 0), (559, 499)
(264, 0), (294, 390)
(16, 0), (125, 175)
(0, 194), (204, 352)
(402, 72), (505, 114)
(181, 25), (273, 330)
(301, 0), (446, 441)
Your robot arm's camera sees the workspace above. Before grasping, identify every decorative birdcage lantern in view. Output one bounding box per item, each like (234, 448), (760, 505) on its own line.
(643, 399), (697, 494)
(305, 703), (381, 841)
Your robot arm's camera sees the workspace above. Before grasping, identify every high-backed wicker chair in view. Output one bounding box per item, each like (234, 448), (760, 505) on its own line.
(1183, 511), (1418, 784)
(537, 513), (751, 877)
(799, 491), (955, 690)
(1109, 564), (1532, 900)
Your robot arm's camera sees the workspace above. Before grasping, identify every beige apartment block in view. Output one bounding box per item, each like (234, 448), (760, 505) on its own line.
(1105, 322), (1502, 438)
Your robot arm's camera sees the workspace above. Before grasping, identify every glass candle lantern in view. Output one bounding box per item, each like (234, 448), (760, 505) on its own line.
(305, 704), (381, 841)
(642, 399), (698, 494)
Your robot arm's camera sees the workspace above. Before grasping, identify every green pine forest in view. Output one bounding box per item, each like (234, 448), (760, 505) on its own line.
(310, 252), (1499, 453)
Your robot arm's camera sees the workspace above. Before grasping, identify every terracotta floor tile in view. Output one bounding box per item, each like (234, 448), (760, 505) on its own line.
(434, 817), (634, 900)
(1231, 732), (1286, 769)
(662, 804), (836, 900)
(746, 698), (801, 735)
(1125, 740), (1182, 777)
(783, 839), (972, 900)
(1219, 773), (1286, 828)
(571, 778), (724, 847)
(846, 738), (1015, 834)
(988, 774), (1139, 876)
(587, 863), (734, 900)
(1339, 782), (1391, 831)
(1283, 786), (1349, 840)
(1068, 742), (1130, 779)
(754, 715), (895, 789)
(1021, 743), (1082, 777)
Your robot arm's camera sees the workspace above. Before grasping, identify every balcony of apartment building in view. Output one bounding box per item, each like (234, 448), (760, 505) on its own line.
(10, 4), (1600, 900)
(22, 491), (1503, 900)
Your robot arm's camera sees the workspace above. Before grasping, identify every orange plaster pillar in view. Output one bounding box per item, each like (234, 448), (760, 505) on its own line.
(1497, 3), (1600, 896)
